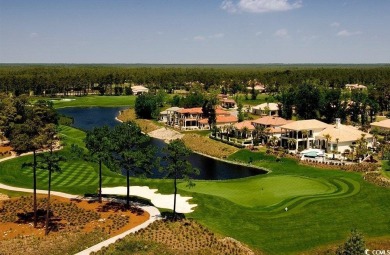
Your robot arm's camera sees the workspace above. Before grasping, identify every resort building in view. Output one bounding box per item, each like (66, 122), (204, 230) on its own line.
(199, 115), (238, 129)
(220, 98), (236, 109)
(315, 118), (373, 155)
(252, 116), (293, 139)
(251, 103), (279, 116)
(159, 107), (183, 125)
(161, 106), (237, 130)
(370, 119), (390, 132)
(280, 119), (331, 151)
(131, 85), (149, 95)
(345, 84), (367, 91)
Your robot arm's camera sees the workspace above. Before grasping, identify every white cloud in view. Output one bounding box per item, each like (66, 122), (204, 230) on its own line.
(337, 30), (362, 37)
(330, 22), (340, 27)
(274, 28), (289, 38)
(221, 0), (302, 13)
(30, 32), (39, 38)
(193, 35), (206, 41)
(209, 33), (225, 39)
(255, 31), (263, 36)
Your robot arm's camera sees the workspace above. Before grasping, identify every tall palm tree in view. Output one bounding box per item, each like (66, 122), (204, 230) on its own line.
(323, 133), (332, 153)
(241, 126), (249, 139)
(254, 125), (266, 145)
(269, 136), (279, 153)
(287, 138), (296, 150)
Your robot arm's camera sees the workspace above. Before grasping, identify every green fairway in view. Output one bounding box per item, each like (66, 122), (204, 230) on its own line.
(48, 95), (136, 109)
(0, 125), (127, 195)
(179, 175), (359, 210)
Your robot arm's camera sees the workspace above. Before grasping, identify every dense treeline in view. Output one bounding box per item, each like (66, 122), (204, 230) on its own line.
(1, 64), (390, 96)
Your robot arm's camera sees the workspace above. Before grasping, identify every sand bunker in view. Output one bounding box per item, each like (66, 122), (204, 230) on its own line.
(102, 186), (196, 213)
(148, 128), (184, 142)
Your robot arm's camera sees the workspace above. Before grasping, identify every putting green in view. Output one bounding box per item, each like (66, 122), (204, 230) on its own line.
(179, 175), (360, 211)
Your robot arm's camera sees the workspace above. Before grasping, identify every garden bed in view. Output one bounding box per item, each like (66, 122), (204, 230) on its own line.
(0, 195), (149, 241)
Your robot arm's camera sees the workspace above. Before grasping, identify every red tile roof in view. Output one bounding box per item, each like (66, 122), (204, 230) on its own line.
(252, 116), (291, 126)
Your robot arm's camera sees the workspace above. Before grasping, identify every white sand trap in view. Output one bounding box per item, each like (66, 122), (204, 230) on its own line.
(102, 186), (197, 213)
(148, 128), (184, 142)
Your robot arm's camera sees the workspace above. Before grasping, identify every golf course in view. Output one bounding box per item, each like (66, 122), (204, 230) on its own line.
(0, 96), (389, 254)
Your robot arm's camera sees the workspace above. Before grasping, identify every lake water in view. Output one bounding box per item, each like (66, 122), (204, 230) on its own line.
(58, 107), (266, 180)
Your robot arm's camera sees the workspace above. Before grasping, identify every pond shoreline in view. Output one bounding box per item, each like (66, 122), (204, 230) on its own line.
(116, 110), (270, 175)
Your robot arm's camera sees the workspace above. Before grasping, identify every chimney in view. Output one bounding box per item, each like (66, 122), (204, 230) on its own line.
(335, 118), (341, 129)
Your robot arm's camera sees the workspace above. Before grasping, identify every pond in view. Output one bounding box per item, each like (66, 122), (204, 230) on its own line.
(57, 107), (266, 180)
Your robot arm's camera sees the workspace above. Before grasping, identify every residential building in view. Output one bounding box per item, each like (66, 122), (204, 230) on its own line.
(252, 116), (292, 139)
(220, 98), (236, 109)
(316, 118), (373, 155)
(370, 119), (390, 132)
(280, 119), (331, 151)
(252, 102), (279, 116)
(345, 84), (367, 91)
(161, 106), (237, 130)
(159, 107), (183, 125)
(131, 85), (149, 95)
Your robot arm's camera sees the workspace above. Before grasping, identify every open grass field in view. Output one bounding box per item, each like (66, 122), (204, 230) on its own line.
(48, 95), (136, 109)
(0, 125), (389, 254)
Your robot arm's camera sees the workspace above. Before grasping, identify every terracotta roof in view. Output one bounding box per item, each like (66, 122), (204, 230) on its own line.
(280, 119), (330, 131)
(199, 115), (238, 125)
(317, 124), (373, 142)
(252, 102), (279, 111)
(217, 115), (238, 124)
(252, 116), (290, 127)
(234, 121), (255, 130)
(177, 107), (203, 114)
(265, 127), (282, 134)
(371, 119), (390, 129)
(215, 108), (231, 115)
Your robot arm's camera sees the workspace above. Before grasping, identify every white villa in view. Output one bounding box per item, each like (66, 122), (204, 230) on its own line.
(316, 119), (373, 154)
(252, 103), (279, 116)
(345, 84), (367, 91)
(280, 119), (331, 151)
(131, 85), (149, 95)
(280, 118), (373, 155)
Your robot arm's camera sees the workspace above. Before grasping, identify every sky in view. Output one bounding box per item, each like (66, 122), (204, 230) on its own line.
(0, 0), (389, 64)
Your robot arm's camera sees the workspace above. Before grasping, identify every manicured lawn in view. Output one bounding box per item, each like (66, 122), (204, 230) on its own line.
(48, 95), (136, 109)
(0, 126), (389, 254)
(179, 150), (390, 254)
(179, 175), (357, 209)
(0, 126), (127, 195)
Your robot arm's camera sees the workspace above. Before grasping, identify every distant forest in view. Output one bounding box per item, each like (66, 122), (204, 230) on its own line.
(0, 64), (388, 94)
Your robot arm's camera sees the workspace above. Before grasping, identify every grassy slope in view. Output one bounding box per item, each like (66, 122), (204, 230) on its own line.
(50, 95), (136, 108)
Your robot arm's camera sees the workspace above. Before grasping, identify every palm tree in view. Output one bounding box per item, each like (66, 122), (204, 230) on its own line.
(241, 126), (249, 139)
(323, 133), (332, 153)
(254, 125), (266, 145)
(287, 138), (296, 150)
(269, 136), (279, 153)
